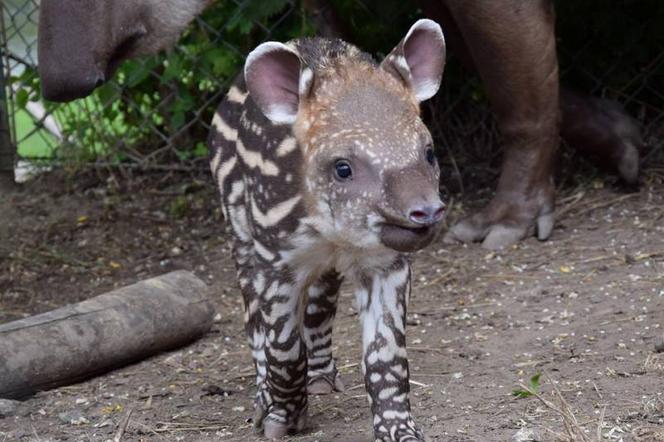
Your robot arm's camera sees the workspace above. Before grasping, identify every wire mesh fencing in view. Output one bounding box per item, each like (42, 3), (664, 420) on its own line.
(1, 0), (663, 182)
(1, 0), (306, 175)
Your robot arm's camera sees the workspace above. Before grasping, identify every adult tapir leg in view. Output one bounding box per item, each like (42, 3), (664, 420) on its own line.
(429, 0), (560, 249)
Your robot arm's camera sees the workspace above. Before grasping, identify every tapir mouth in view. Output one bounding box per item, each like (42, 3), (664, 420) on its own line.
(379, 223), (438, 253)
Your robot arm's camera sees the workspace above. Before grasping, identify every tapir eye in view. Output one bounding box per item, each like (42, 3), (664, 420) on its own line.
(425, 146), (436, 165)
(334, 160), (352, 180)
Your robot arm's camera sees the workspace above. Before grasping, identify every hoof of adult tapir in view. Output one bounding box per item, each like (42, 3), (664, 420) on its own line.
(444, 210), (555, 250)
(480, 225), (528, 250)
(307, 371), (345, 395)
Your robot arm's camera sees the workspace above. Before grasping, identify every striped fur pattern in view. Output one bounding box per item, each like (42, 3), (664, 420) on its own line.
(208, 20), (445, 441)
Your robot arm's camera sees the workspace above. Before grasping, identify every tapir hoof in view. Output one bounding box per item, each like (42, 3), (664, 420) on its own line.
(444, 207), (555, 250)
(254, 400), (308, 440)
(263, 419), (290, 440)
(263, 413), (307, 440)
(307, 371), (345, 395)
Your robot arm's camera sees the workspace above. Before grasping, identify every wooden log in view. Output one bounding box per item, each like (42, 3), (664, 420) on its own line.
(0, 270), (216, 399)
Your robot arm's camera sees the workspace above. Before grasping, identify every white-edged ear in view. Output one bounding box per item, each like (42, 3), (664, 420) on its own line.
(244, 42), (313, 125)
(380, 19), (446, 102)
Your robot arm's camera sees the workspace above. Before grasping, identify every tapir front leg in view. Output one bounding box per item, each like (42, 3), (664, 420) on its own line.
(239, 258), (308, 439)
(304, 270), (345, 394)
(356, 257), (423, 442)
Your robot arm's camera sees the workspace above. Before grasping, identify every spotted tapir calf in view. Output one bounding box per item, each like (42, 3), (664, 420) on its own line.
(208, 19), (446, 440)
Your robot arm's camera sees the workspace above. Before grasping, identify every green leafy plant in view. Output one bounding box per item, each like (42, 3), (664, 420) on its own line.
(512, 373), (542, 399)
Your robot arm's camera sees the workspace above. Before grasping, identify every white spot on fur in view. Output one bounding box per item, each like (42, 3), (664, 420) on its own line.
(251, 195), (301, 228)
(382, 409), (410, 420)
(227, 85), (248, 104)
(227, 204), (251, 242)
(379, 386), (398, 400)
(211, 113), (238, 141)
(215, 156), (237, 188)
(228, 180), (245, 204)
(276, 137), (298, 157)
(253, 239), (275, 262)
(236, 138), (279, 176)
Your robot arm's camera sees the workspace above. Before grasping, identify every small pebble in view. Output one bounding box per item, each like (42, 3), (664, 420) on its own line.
(58, 411), (89, 425)
(512, 427), (539, 442)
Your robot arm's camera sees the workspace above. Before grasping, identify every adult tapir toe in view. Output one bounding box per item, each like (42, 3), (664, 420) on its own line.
(444, 207), (555, 250)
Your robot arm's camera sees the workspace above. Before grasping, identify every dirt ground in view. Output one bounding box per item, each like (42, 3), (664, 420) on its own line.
(1, 166), (663, 442)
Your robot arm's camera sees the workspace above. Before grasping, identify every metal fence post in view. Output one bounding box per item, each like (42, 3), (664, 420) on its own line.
(0, 6), (16, 188)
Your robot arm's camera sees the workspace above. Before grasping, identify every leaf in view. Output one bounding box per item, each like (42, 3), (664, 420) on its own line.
(512, 373), (541, 399)
(193, 142), (208, 158)
(529, 373), (541, 391)
(15, 89), (29, 110)
(96, 83), (118, 105)
(162, 54), (185, 82)
(512, 388), (533, 399)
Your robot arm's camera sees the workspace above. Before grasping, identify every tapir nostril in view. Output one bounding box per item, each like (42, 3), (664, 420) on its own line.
(410, 210), (428, 220)
(408, 203), (445, 226)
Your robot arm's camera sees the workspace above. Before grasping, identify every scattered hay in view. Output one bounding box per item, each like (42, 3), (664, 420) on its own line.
(517, 373), (604, 442)
(644, 353), (664, 372)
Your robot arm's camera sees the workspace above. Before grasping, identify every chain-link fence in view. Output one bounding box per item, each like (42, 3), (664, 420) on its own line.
(1, 0), (307, 176)
(1, 0), (663, 183)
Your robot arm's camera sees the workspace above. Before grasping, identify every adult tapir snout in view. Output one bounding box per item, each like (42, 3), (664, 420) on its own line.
(38, 0), (210, 102)
(38, 0), (106, 101)
(38, 0), (152, 102)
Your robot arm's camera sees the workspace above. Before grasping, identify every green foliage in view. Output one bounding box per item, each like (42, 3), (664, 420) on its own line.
(512, 373), (542, 399)
(11, 0), (310, 165)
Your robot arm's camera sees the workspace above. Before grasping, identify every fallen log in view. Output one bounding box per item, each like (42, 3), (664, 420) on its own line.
(0, 270), (215, 399)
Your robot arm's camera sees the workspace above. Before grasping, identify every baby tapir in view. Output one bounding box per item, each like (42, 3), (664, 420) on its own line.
(208, 19), (446, 441)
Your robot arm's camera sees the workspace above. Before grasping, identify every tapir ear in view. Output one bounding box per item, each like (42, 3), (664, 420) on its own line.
(244, 42), (313, 125)
(381, 19), (446, 102)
